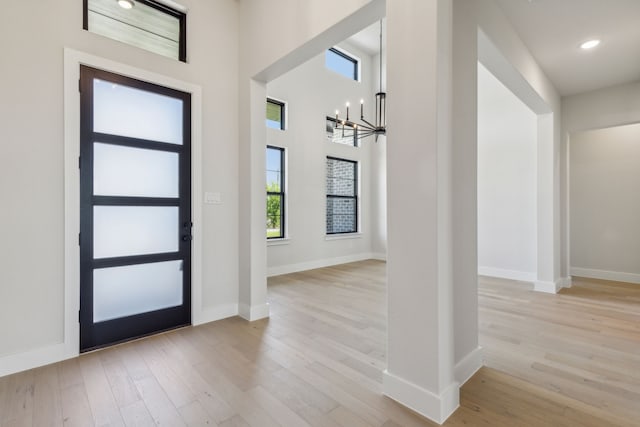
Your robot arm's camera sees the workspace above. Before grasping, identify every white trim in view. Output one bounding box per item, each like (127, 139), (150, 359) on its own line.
(371, 252), (387, 261)
(194, 304), (238, 326)
(267, 253), (375, 277)
(570, 267), (640, 285)
(238, 303), (270, 321)
(325, 232), (363, 241)
(383, 370), (459, 425)
(558, 276), (572, 289)
(454, 346), (483, 386)
(0, 344), (72, 378)
(267, 238), (291, 247)
(62, 48), (203, 365)
(478, 266), (536, 282)
(154, 0), (187, 13)
(534, 280), (561, 294)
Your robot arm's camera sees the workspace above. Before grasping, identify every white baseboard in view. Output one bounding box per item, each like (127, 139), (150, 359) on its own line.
(0, 343), (74, 378)
(478, 266), (536, 282)
(238, 303), (270, 321)
(383, 370), (459, 425)
(570, 267), (640, 285)
(534, 280), (561, 294)
(267, 253), (378, 277)
(558, 276), (572, 289)
(371, 252), (387, 261)
(454, 346), (483, 386)
(194, 303), (238, 326)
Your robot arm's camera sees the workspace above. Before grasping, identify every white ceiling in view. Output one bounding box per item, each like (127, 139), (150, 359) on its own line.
(495, 0), (640, 96)
(347, 1), (640, 97)
(346, 20), (385, 56)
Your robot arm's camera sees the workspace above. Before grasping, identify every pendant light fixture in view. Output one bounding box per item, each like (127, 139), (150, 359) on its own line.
(334, 20), (386, 142)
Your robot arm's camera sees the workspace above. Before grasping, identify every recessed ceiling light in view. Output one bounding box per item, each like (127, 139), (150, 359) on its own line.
(580, 39), (601, 50)
(117, 0), (135, 9)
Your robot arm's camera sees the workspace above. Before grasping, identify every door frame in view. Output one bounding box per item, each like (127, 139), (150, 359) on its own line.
(63, 48), (203, 357)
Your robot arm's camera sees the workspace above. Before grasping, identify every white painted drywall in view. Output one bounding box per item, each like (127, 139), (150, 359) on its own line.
(569, 123), (640, 282)
(265, 41), (380, 274)
(0, 0), (240, 359)
(237, 0), (379, 321)
(477, 63), (537, 281)
(371, 51), (387, 258)
(475, 0), (562, 292)
(561, 80), (640, 281)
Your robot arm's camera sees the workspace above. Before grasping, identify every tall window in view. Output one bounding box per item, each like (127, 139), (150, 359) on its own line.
(325, 48), (359, 81)
(266, 98), (285, 130)
(84, 0), (186, 62)
(326, 157), (358, 234)
(266, 146), (285, 239)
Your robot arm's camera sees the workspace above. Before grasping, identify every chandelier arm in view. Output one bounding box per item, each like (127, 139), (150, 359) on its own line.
(359, 118), (377, 128)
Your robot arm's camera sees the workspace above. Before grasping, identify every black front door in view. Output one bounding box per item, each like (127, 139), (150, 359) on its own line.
(79, 66), (192, 352)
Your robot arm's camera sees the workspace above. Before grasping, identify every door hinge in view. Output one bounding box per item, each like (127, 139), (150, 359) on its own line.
(78, 79), (81, 93)
(78, 156), (81, 169)
(78, 232), (81, 246)
(78, 310), (81, 323)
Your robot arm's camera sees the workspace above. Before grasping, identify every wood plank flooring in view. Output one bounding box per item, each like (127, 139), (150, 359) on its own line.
(1, 260), (639, 426)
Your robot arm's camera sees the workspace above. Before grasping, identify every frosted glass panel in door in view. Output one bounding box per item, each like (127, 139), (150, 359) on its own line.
(94, 206), (179, 258)
(93, 79), (183, 144)
(93, 143), (179, 197)
(93, 260), (183, 322)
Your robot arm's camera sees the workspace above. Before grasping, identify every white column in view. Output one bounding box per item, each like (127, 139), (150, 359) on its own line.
(383, 0), (458, 423)
(238, 78), (269, 320)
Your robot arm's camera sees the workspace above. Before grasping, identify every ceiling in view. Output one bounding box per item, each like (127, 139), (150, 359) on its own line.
(494, 0), (640, 96)
(346, 20), (385, 56)
(346, 1), (640, 97)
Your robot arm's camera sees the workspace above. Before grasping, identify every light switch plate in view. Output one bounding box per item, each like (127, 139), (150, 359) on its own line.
(204, 192), (222, 204)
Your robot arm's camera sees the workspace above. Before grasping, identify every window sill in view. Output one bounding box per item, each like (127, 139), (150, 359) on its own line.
(267, 238), (291, 246)
(325, 233), (362, 241)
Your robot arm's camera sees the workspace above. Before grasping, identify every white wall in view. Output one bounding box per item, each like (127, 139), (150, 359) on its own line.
(371, 50), (388, 258)
(475, 0), (563, 293)
(562, 80), (640, 282)
(265, 41), (381, 275)
(477, 63), (537, 281)
(0, 0), (240, 365)
(569, 123), (640, 283)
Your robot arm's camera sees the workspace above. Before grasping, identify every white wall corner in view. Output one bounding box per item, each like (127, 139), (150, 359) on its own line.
(570, 267), (640, 285)
(558, 276), (572, 289)
(267, 253), (376, 277)
(383, 370), (459, 425)
(193, 303), (239, 326)
(0, 343), (74, 378)
(238, 303), (270, 321)
(533, 280), (561, 294)
(371, 252), (387, 261)
(478, 267), (536, 283)
(454, 346), (483, 386)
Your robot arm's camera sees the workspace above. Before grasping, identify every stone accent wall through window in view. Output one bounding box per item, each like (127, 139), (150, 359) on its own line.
(326, 157), (357, 234)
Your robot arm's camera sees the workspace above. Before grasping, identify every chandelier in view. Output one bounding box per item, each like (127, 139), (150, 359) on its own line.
(334, 20), (386, 142)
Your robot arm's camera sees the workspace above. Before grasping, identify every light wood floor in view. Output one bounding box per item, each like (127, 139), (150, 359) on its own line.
(1, 260), (639, 426)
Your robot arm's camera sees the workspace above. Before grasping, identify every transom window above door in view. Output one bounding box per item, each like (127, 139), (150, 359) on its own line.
(84, 0), (187, 62)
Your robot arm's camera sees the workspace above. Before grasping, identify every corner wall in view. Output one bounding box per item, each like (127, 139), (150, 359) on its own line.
(562, 81), (640, 283)
(478, 63), (538, 282)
